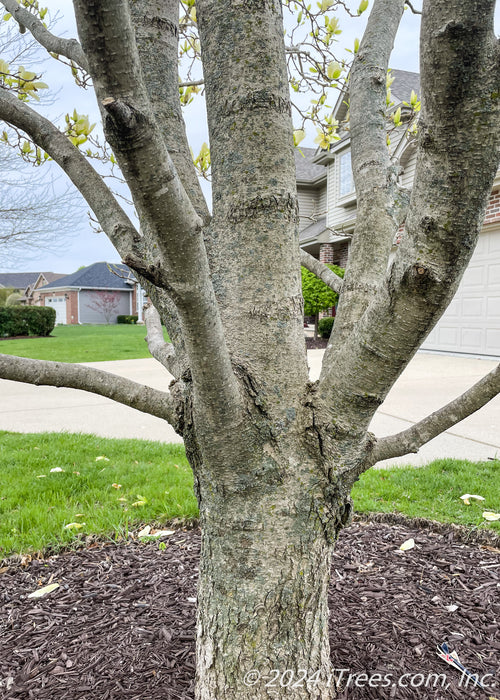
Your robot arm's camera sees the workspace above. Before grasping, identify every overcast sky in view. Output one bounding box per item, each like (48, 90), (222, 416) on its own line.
(1, 1), (423, 274)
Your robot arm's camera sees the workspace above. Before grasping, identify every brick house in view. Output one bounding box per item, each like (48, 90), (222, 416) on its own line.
(298, 69), (500, 358)
(0, 271), (66, 301)
(35, 262), (143, 325)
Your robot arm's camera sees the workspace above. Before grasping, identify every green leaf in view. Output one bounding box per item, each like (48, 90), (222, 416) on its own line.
(327, 61), (342, 80)
(358, 0), (369, 13)
(293, 129), (306, 147)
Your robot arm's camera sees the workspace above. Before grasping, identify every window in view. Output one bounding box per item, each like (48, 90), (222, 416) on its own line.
(339, 151), (354, 197)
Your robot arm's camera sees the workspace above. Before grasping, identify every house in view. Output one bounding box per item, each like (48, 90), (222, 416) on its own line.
(0, 271), (66, 301)
(36, 262), (142, 325)
(298, 69), (500, 359)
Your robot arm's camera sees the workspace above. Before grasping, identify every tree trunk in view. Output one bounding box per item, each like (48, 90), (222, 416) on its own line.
(192, 431), (351, 700)
(196, 512), (334, 699)
(314, 314), (319, 341)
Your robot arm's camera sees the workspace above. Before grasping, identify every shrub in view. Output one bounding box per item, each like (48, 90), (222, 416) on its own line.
(318, 316), (334, 338)
(0, 306), (56, 337)
(117, 314), (138, 324)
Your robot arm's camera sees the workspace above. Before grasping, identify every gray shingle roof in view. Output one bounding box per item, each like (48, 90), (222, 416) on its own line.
(295, 148), (326, 184)
(43, 262), (135, 290)
(0, 272), (63, 290)
(390, 69), (420, 105)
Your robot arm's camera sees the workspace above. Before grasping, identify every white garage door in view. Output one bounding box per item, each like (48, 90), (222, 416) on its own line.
(46, 296), (67, 325)
(422, 227), (500, 358)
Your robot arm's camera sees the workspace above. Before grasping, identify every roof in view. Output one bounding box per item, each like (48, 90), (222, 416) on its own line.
(0, 272), (64, 290)
(390, 69), (420, 105)
(315, 68), (420, 164)
(299, 217), (328, 242)
(330, 68), (420, 132)
(295, 148), (326, 184)
(37, 272), (67, 285)
(42, 262), (136, 291)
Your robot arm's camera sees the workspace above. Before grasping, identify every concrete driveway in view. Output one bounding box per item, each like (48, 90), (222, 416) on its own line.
(1, 351), (499, 467)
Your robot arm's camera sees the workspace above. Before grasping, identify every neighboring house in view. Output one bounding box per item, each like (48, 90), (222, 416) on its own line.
(297, 148), (349, 270)
(298, 69), (500, 358)
(36, 262), (141, 325)
(0, 272), (66, 302)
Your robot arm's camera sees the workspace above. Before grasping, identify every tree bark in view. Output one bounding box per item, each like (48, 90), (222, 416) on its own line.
(0, 1), (500, 699)
(196, 516), (333, 699)
(194, 432), (349, 700)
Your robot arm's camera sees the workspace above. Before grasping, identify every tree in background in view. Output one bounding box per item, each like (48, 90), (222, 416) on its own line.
(0, 21), (83, 269)
(0, 286), (21, 306)
(85, 290), (121, 324)
(0, 1), (499, 697)
(302, 263), (344, 339)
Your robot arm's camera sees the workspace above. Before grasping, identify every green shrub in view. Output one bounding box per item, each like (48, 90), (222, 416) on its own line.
(117, 314), (138, 324)
(0, 306), (56, 337)
(318, 316), (334, 338)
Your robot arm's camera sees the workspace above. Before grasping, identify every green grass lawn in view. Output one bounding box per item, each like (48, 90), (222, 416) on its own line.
(0, 431), (498, 557)
(352, 458), (500, 530)
(0, 431), (197, 556)
(0, 324), (168, 363)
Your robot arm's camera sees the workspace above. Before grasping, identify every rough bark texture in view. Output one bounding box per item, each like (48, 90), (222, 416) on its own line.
(0, 0), (499, 697)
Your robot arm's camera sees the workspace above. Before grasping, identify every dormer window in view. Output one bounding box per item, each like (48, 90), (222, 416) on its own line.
(339, 150), (354, 197)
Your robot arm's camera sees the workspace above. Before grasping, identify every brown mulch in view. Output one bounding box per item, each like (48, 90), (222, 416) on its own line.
(305, 336), (328, 349)
(1, 521), (499, 699)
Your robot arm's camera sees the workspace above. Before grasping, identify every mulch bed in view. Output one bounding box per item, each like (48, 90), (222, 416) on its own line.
(305, 337), (328, 350)
(1, 521), (499, 699)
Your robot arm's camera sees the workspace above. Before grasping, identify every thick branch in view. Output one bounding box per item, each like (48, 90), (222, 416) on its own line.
(0, 354), (179, 426)
(0, 89), (143, 264)
(144, 304), (185, 378)
(0, 0), (89, 72)
(129, 0), (209, 225)
(319, 0), (500, 433)
(197, 0), (310, 418)
(300, 249), (343, 294)
(371, 364), (500, 464)
(73, 0), (243, 425)
(326, 0), (405, 343)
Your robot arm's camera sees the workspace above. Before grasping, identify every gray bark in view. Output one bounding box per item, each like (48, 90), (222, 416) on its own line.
(143, 304), (181, 377)
(0, 354), (179, 425)
(0, 0), (499, 697)
(300, 250), (343, 294)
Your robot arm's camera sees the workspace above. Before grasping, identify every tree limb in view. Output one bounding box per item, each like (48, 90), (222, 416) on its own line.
(0, 0), (89, 72)
(178, 79), (205, 88)
(405, 1), (422, 14)
(144, 304), (185, 378)
(129, 0), (209, 225)
(0, 354), (179, 426)
(0, 88), (143, 264)
(370, 363), (500, 464)
(197, 0), (310, 415)
(325, 0), (405, 344)
(300, 249), (343, 294)
(73, 0), (243, 425)
(319, 0), (500, 434)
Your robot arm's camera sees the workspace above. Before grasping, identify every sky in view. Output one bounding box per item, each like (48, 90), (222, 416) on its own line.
(0, 0), (424, 274)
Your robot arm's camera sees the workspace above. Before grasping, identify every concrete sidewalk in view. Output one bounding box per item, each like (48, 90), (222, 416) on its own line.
(1, 351), (499, 466)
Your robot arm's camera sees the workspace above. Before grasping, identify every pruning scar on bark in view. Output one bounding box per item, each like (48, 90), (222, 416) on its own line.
(101, 97), (137, 129)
